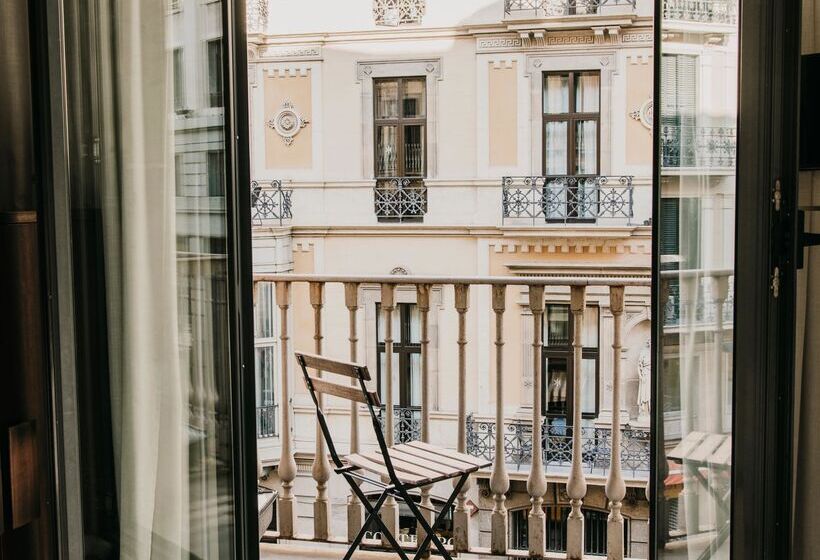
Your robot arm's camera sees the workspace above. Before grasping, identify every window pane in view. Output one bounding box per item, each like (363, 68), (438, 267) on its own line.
(379, 351), (401, 403)
(582, 306), (599, 348)
(574, 120), (598, 175)
(546, 305), (569, 346)
(376, 125), (398, 176)
(255, 346), (275, 406)
(409, 353), (421, 406)
(404, 124), (425, 176)
(207, 39), (223, 107)
(574, 72), (600, 112)
(376, 303), (402, 342)
(544, 74), (569, 113)
(402, 78), (426, 118)
(546, 357), (568, 415)
(207, 150), (225, 196)
(544, 121), (568, 175)
(581, 358), (596, 414)
(408, 304), (421, 343)
(375, 80), (399, 119)
(254, 282), (275, 338)
(173, 48), (185, 110)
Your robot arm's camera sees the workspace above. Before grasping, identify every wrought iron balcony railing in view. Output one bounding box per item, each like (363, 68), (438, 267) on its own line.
(466, 416), (650, 477)
(374, 177), (427, 222)
(377, 405), (421, 444)
(660, 125), (737, 169)
(251, 180), (292, 226)
(504, 0), (636, 16)
(502, 175), (633, 225)
(662, 0), (738, 24)
(256, 404), (278, 438)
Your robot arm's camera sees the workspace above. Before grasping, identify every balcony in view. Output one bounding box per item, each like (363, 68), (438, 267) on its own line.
(255, 273), (649, 559)
(662, 0), (737, 25)
(374, 177), (427, 222)
(504, 0), (636, 17)
(466, 416), (649, 477)
(502, 175), (634, 225)
(252, 180), (293, 226)
(257, 404), (279, 438)
(660, 126), (737, 170)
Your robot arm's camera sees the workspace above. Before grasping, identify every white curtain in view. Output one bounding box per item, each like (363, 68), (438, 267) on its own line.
(100, 0), (188, 556)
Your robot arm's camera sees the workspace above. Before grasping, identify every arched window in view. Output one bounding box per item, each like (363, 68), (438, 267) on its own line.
(510, 505), (630, 556)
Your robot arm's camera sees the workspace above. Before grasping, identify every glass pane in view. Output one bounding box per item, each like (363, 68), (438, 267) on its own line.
(544, 121), (568, 175)
(402, 78), (426, 117)
(376, 125), (398, 176)
(376, 303), (402, 343)
(404, 124), (425, 176)
(544, 74), (569, 114)
(379, 351), (401, 403)
(409, 353), (421, 406)
(574, 120), (598, 175)
(408, 304), (421, 343)
(255, 346), (275, 406)
(581, 358), (596, 414)
(61, 0), (236, 555)
(546, 305), (570, 346)
(657, 2), (738, 557)
(546, 357), (568, 415)
(583, 306), (599, 348)
(574, 72), (600, 112)
(255, 282), (275, 338)
(375, 80), (399, 118)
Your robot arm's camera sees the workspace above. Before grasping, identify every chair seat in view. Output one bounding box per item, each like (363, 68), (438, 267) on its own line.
(344, 440), (491, 487)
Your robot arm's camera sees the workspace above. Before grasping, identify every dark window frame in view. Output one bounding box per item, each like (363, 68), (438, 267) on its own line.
(207, 150), (225, 197)
(375, 302), (421, 407)
(207, 38), (223, 108)
(542, 71), (601, 224)
(541, 303), (600, 420)
(373, 76), (428, 178)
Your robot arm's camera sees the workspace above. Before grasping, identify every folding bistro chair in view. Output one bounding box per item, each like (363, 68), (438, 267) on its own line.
(296, 351), (491, 560)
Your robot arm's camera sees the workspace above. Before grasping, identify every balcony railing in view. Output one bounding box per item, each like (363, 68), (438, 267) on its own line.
(257, 404), (278, 438)
(662, 0), (738, 24)
(502, 175), (633, 225)
(251, 180), (292, 226)
(374, 177), (427, 222)
(660, 126), (737, 169)
(255, 272), (649, 559)
(466, 416), (650, 477)
(504, 0), (636, 16)
(377, 405), (421, 444)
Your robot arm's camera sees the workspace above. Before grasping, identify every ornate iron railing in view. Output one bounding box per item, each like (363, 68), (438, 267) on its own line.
(377, 406), (421, 444)
(466, 416), (650, 476)
(662, 0), (737, 24)
(502, 175), (633, 224)
(504, 0), (636, 16)
(374, 178), (427, 222)
(663, 294), (734, 326)
(660, 125), (737, 168)
(373, 0), (426, 26)
(251, 180), (292, 226)
(257, 404), (278, 438)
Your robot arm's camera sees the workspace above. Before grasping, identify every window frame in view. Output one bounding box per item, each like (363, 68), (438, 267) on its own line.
(206, 38), (223, 108)
(373, 76), (428, 179)
(541, 303), (600, 420)
(375, 302), (421, 407)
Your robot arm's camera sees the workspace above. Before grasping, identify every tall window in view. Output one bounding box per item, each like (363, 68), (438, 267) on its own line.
(207, 150), (225, 196)
(542, 71), (600, 176)
(374, 77), (426, 178)
(542, 304), (599, 422)
(173, 48), (185, 110)
(207, 39), (223, 107)
(175, 154), (184, 196)
(376, 302), (421, 407)
(510, 505), (627, 555)
(255, 283), (277, 438)
(660, 54), (697, 167)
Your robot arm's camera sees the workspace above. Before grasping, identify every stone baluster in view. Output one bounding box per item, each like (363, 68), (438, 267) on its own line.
(345, 282), (363, 542)
(453, 284), (471, 552)
(275, 281), (297, 538)
(417, 284), (434, 557)
(566, 285), (587, 560)
(712, 275), (729, 434)
(490, 285), (510, 555)
(380, 283), (399, 542)
(310, 282), (331, 540)
(527, 285), (546, 558)
(606, 286), (626, 560)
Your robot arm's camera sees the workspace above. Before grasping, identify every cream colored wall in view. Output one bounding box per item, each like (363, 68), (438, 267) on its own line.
(264, 72), (313, 169)
(488, 61), (518, 167)
(625, 56), (653, 166)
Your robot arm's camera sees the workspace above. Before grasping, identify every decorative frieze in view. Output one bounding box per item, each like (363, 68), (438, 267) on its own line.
(477, 27), (651, 52)
(255, 45), (323, 62)
(491, 239), (651, 255)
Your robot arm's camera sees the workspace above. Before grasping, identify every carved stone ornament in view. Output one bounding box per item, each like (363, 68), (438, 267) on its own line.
(266, 100), (309, 146)
(629, 98), (653, 131)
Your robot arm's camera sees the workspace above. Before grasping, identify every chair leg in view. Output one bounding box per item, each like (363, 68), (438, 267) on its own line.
(342, 490), (389, 560)
(395, 474), (469, 560)
(343, 475), (411, 560)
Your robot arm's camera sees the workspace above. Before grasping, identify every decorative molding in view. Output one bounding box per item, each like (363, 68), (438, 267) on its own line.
(621, 31), (653, 44)
(373, 0), (426, 26)
(356, 58), (442, 81)
(492, 238), (652, 256)
(257, 45), (323, 62)
(629, 98), (653, 131)
(266, 100), (310, 146)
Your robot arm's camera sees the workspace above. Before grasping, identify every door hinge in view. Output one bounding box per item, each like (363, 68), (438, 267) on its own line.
(771, 266), (781, 298)
(772, 179), (782, 212)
